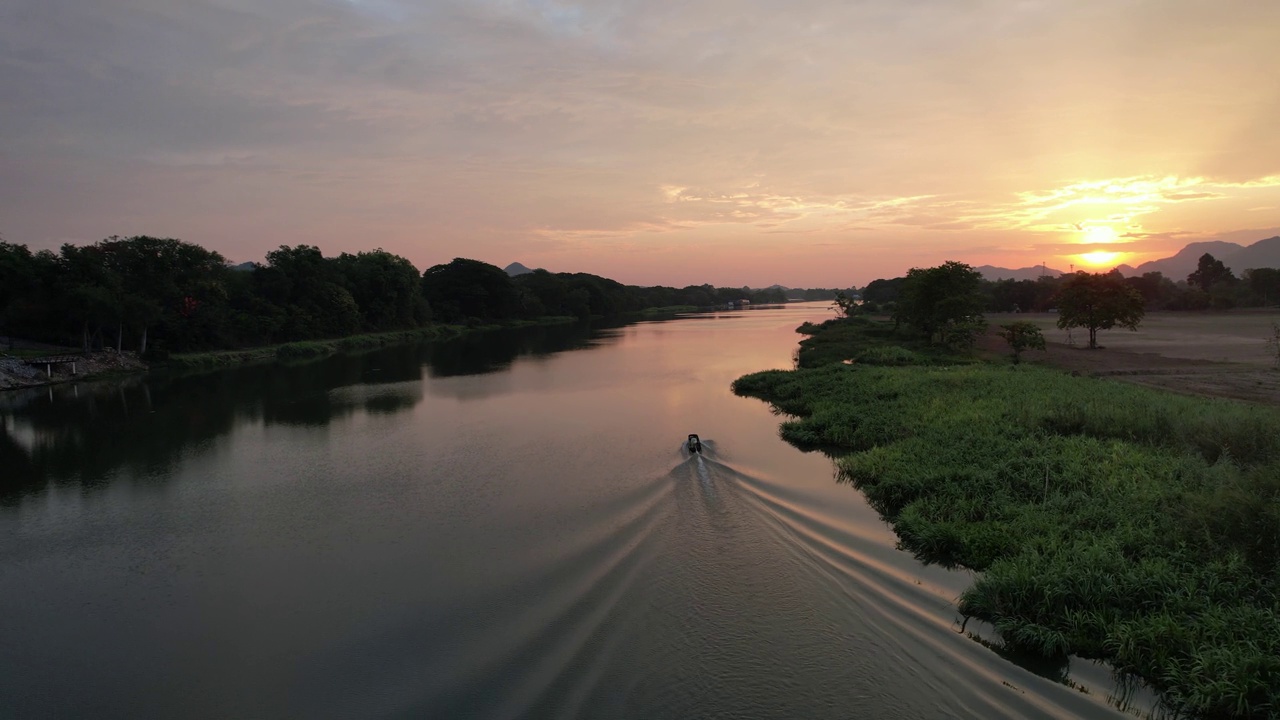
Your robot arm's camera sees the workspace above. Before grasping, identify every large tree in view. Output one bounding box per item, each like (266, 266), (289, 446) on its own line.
(333, 249), (428, 330)
(95, 236), (228, 353)
(1245, 267), (1280, 306)
(261, 244), (361, 339)
(895, 261), (986, 346)
(1187, 253), (1236, 292)
(421, 258), (522, 323)
(1054, 272), (1145, 349)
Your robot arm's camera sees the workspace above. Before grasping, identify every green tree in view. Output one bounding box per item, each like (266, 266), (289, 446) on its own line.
(996, 321), (1046, 364)
(56, 243), (124, 351)
(262, 244), (361, 339)
(332, 249), (427, 330)
(95, 236), (231, 352)
(421, 258), (521, 323)
(895, 261), (986, 347)
(1053, 272), (1145, 349)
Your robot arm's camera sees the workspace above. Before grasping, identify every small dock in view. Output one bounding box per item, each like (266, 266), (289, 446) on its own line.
(24, 355), (80, 378)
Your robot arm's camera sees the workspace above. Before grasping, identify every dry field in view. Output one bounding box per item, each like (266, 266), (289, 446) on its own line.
(979, 311), (1280, 404)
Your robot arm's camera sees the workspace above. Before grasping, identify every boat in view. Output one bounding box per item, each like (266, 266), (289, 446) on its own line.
(687, 434), (702, 453)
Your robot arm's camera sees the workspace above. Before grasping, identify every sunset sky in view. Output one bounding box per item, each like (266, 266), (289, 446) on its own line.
(2, 0), (1278, 287)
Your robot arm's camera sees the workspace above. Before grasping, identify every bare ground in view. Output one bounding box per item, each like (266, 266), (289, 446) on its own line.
(978, 311), (1280, 405)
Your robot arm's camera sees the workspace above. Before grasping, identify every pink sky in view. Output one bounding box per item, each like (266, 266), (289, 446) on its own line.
(2, 0), (1278, 287)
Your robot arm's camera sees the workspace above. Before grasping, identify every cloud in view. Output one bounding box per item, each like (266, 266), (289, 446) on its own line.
(1, 0), (1279, 285)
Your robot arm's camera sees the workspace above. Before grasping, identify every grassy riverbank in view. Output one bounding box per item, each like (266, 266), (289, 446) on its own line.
(732, 317), (1280, 718)
(166, 316), (578, 370)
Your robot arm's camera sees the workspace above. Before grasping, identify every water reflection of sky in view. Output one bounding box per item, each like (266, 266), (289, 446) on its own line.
(0, 319), (613, 495)
(0, 304), (1156, 718)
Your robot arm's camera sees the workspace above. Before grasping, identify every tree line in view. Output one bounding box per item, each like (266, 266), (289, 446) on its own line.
(845, 260), (1148, 353)
(0, 236), (793, 356)
(860, 252), (1280, 315)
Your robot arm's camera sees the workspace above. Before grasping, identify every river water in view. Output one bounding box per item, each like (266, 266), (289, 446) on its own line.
(0, 304), (1147, 718)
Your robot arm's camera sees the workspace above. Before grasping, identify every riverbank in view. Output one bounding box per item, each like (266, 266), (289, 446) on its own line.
(732, 316), (1280, 718)
(0, 350), (148, 391)
(0, 316), (583, 390)
(165, 316), (585, 371)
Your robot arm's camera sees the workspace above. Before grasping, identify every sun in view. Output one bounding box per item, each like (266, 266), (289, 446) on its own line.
(1077, 250), (1123, 267)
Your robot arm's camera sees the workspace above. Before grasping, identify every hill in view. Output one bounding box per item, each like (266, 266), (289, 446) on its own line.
(504, 262), (533, 276)
(976, 265), (1064, 282)
(1129, 240), (1246, 279)
(1128, 236), (1280, 279)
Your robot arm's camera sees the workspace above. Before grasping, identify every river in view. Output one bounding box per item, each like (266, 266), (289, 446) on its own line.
(0, 304), (1148, 718)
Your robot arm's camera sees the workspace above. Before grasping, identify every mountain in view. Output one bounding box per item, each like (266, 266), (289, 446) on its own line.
(976, 265), (1064, 282)
(1129, 240), (1245, 280)
(1222, 235), (1280, 273)
(504, 262), (533, 276)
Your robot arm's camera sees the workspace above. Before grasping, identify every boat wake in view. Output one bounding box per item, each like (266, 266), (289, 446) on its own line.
(364, 450), (1141, 719)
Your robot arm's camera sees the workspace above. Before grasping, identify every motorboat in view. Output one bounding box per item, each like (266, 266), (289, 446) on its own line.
(687, 434), (702, 453)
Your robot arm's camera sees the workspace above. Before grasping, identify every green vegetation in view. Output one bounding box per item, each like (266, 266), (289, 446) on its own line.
(853, 251), (1280, 316)
(894, 261), (987, 349)
(1054, 272), (1146, 349)
(733, 313), (1280, 718)
(0, 236), (790, 360)
(165, 318), (578, 370)
(996, 321), (1046, 364)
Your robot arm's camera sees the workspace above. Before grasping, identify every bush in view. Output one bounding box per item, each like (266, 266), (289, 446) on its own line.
(275, 341), (329, 360)
(855, 346), (921, 366)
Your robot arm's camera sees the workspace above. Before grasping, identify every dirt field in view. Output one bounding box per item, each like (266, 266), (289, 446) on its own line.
(978, 311), (1280, 405)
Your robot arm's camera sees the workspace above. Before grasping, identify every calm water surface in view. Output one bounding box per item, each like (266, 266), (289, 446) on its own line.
(1, 305), (1145, 718)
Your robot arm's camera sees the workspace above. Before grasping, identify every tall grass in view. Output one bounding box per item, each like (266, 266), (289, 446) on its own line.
(732, 320), (1280, 718)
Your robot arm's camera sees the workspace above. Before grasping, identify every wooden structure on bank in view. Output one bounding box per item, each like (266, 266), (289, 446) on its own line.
(24, 355), (79, 378)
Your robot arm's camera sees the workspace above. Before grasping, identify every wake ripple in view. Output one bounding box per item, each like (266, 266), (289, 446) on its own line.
(726, 465), (1143, 719)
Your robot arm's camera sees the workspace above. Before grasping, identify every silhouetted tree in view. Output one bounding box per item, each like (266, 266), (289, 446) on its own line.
(333, 249), (429, 330)
(1245, 268), (1280, 306)
(262, 244), (361, 339)
(421, 258), (521, 323)
(1123, 271), (1178, 309)
(1187, 253), (1236, 292)
(862, 277), (904, 306)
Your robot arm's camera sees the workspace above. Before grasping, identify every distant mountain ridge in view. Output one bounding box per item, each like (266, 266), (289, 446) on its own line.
(976, 265), (1064, 282)
(975, 236), (1280, 284)
(506, 238), (1280, 290)
(1127, 236), (1280, 280)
